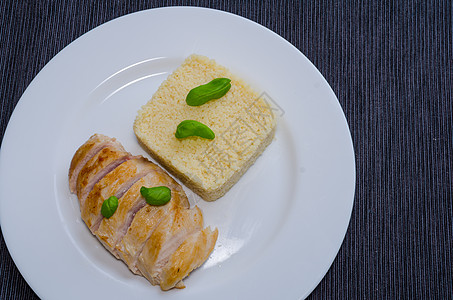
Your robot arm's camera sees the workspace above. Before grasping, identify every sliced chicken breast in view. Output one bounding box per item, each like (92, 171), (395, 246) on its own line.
(69, 134), (218, 291)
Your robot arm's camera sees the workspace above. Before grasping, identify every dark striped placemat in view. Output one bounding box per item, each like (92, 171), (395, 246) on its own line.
(1, 1), (451, 299)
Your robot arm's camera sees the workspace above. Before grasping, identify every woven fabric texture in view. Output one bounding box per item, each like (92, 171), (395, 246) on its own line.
(1, 1), (451, 299)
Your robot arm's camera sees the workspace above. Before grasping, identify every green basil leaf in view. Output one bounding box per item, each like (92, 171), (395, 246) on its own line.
(140, 186), (172, 206)
(186, 78), (231, 106)
(175, 120), (215, 140)
(101, 196), (118, 218)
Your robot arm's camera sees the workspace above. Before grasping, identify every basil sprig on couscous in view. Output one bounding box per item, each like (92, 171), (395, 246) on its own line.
(175, 120), (215, 140)
(185, 78), (231, 106)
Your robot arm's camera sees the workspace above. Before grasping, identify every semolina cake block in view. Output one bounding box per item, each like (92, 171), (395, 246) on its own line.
(134, 54), (276, 201)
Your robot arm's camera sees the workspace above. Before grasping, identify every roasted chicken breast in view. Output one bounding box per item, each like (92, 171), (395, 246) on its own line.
(68, 134), (218, 290)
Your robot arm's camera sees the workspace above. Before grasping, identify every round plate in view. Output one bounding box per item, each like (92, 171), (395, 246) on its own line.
(0, 7), (355, 300)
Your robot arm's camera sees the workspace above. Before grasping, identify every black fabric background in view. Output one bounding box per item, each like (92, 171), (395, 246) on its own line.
(1, 1), (451, 299)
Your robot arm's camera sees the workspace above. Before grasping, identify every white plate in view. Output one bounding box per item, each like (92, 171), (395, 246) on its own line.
(0, 7), (355, 300)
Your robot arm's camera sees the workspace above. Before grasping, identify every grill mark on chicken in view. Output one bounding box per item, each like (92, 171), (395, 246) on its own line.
(69, 135), (218, 290)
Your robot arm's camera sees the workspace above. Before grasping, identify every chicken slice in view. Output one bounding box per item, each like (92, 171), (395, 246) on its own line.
(136, 206), (203, 286)
(81, 156), (160, 232)
(76, 144), (130, 207)
(159, 227), (219, 290)
(68, 134), (116, 193)
(116, 190), (188, 274)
